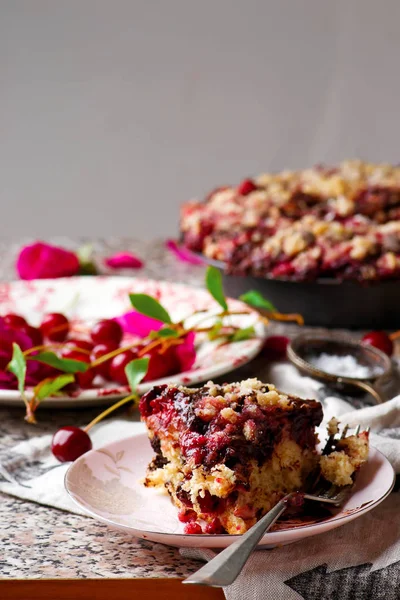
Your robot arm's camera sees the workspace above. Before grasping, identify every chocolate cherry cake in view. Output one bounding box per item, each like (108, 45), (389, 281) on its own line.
(139, 378), (324, 534)
(180, 160), (400, 282)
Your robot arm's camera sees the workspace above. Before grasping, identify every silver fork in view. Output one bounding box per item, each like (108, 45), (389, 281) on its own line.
(184, 424), (366, 588)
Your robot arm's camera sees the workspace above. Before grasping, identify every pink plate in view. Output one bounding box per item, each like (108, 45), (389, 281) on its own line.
(65, 432), (396, 549)
(0, 276), (264, 407)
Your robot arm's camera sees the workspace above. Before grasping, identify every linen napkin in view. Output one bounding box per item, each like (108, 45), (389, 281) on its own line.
(1, 363), (400, 600)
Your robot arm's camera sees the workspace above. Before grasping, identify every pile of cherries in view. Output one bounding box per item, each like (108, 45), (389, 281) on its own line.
(0, 311), (180, 392)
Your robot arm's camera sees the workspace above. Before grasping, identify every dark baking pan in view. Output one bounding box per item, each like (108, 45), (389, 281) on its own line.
(199, 255), (400, 329)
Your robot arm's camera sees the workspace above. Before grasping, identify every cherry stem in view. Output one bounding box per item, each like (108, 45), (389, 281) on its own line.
(389, 330), (400, 341)
(90, 342), (142, 366)
(84, 393), (138, 433)
(24, 343), (91, 356)
(262, 312), (304, 325)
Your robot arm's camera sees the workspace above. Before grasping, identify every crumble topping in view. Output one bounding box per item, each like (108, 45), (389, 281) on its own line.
(181, 160), (400, 281)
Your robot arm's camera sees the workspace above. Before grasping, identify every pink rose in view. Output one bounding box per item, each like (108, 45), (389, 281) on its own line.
(16, 242), (80, 280)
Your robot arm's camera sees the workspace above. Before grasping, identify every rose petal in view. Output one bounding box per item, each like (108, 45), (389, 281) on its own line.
(114, 311), (163, 338)
(104, 252), (144, 270)
(165, 240), (205, 265)
(175, 331), (196, 372)
(16, 242), (80, 280)
(0, 324), (36, 352)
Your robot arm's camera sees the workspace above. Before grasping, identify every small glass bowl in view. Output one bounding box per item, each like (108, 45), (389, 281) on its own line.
(287, 332), (392, 404)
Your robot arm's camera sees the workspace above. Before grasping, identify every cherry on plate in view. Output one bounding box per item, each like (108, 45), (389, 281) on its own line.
(23, 325), (43, 348)
(142, 345), (179, 382)
(3, 314), (28, 329)
(91, 342), (119, 379)
(76, 369), (95, 389)
(0, 339), (12, 370)
(361, 331), (393, 356)
(61, 347), (90, 362)
(109, 350), (137, 385)
(65, 339), (94, 353)
(40, 313), (70, 342)
(51, 426), (92, 462)
(90, 319), (123, 346)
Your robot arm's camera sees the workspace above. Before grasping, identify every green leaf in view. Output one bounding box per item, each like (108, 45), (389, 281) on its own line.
(230, 326), (256, 342)
(239, 290), (277, 312)
(150, 327), (179, 339)
(129, 294), (172, 324)
(7, 343), (27, 396)
(34, 374), (75, 402)
(125, 358), (150, 393)
(205, 266), (228, 311)
(30, 352), (89, 373)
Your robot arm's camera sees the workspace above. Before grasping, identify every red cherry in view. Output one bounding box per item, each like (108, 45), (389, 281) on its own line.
(361, 331), (393, 356)
(91, 342), (119, 379)
(61, 348), (90, 363)
(20, 325), (43, 348)
(0, 339), (12, 370)
(90, 319), (123, 346)
(76, 369), (95, 389)
(183, 522), (203, 535)
(65, 339), (93, 353)
(40, 313), (70, 342)
(237, 178), (257, 196)
(109, 350), (137, 385)
(263, 336), (290, 360)
(3, 314), (28, 329)
(142, 345), (180, 382)
(51, 426), (92, 462)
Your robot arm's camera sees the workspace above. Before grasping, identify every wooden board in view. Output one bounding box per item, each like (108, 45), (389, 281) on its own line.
(0, 579), (225, 600)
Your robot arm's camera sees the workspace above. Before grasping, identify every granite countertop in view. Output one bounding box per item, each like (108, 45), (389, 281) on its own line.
(0, 238), (382, 581)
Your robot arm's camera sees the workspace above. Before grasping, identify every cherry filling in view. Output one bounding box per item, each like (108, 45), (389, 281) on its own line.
(140, 384), (323, 471)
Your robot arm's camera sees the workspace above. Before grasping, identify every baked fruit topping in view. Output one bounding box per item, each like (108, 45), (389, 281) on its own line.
(180, 160), (400, 281)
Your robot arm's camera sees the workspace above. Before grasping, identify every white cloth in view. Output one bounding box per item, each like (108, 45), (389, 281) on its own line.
(1, 363), (400, 600)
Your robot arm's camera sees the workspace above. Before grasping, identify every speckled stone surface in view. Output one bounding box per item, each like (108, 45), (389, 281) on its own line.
(0, 239), (216, 580)
(0, 238), (391, 581)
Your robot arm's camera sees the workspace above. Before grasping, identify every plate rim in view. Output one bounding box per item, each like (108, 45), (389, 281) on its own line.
(64, 432), (396, 545)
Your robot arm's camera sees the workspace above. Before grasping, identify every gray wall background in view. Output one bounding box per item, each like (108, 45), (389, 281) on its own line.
(1, 0), (399, 238)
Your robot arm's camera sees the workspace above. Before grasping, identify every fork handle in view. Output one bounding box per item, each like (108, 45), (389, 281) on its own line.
(183, 495), (292, 588)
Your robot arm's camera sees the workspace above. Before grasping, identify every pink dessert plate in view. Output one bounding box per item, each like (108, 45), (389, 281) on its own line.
(65, 432), (396, 549)
(0, 276), (264, 407)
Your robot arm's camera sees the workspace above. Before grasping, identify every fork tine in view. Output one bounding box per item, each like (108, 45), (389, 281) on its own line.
(340, 424), (349, 439)
(321, 434), (335, 455)
(365, 426), (370, 433)
(354, 424), (360, 436)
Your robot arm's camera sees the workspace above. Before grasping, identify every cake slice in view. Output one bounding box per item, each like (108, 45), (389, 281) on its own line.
(139, 378), (323, 534)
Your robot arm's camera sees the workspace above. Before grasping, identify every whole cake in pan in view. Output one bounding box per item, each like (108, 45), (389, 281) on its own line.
(139, 378), (368, 534)
(180, 160), (400, 282)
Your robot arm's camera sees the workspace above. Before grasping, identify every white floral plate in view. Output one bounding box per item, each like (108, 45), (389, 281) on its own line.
(0, 276), (264, 407)
(65, 432), (396, 549)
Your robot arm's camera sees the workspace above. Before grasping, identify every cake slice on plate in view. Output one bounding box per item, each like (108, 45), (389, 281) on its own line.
(139, 378), (324, 534)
